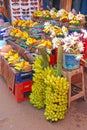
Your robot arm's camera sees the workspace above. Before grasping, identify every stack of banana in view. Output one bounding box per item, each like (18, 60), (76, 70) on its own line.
(12, 19), (38, 28)
(33, 9), (59, 20)
(10, 28), (29, 41)
(43, 22), (68, 37)
(14, 61), (32, 72)
(38, 39), (52, 49)
(58, 9), (85, 26)
(4, 49), (32, 72)
(26, 37), (37, 45)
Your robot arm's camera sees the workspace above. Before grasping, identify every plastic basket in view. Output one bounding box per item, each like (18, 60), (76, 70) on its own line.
(8, 80), (33, 103)
(15, 70), (33, 83)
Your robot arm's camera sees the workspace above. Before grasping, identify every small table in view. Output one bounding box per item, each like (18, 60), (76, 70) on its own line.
(62, 66), (86, 109)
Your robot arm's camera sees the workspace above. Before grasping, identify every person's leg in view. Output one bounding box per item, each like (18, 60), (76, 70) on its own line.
(81, 0), (87, 15)
(43, 0), (53, 10)
(43, 0), (48, 10)
(72, 0), (82, 13)
(46, 0), (53, 10)
(53, 0), (60, 10)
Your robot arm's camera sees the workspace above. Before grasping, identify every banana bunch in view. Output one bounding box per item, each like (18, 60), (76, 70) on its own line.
(69, 18), (80, 25)
(43, 23), (53, 34)
(43, 27), (50, 33)
(29, 55), (70, 122)
(29, 22), (38, 28)
(17, 20), (25, 27)
(33, 10), (51, 18)
(38, 39), (52, 49)
(30, 79), (46, 109)
(12, 20), (24, 26)
(15, 31), (23, 38)
(30, 56), (45, 109)
(51, 12), (57, 19)
(10, 28), (18, 37)
(32, 56), (45, 73)
(26, 37), (37, 45)
(44, 76), (69, 121)
(10, 28), (21, 37)
(69, 14), (85, 25)
(4, 49), (16, 59)
(12, 19), (38, 28)
(59, 14), (68, 21)
(42, 10), (50, 18)
(21, 32), (29, 40)
(4, 49), (31, 71)
(10, 28), (29, 40)
(33, 10), (44, 17)
(25, 20), (38, 28)
(43, 23), (65, 36)
(30, 56), (56, 109)
(21, 23), (26, 28)
(14, 61), (31, 71)
(7, 53), (21, 64)
(19, 20), (38, 28)
(50, 9), (57, 19)
(53, 26), (64, 36)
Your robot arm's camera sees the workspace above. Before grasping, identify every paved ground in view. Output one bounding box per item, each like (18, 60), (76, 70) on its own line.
(0, 74), (87, 130)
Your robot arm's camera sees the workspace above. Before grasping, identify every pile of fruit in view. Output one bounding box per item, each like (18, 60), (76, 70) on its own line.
(4, 49), (32, 71)
(10, 27), (53, 55)
(43, 22), (68, 37)
(30, 54), (69, 121)
(10, 28), (29, 41)
(37, 39), (52, 49)
(57, 9), (85, 27)
(32, 8), (61, 20)
(32, 8), (85, 27)
(30, 56), (53, 109)
(14, 61), (32, 72)
(12, 19), (38, 29)
(44, 75), (69, 121)
(26, 37), (37, 45)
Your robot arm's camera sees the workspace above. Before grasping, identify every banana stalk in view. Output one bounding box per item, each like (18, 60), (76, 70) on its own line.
(56, 45), (63, 77)
(39, 47), (49, 68)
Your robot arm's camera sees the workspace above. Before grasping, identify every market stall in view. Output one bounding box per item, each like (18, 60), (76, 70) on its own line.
(0, 5), (87, 122)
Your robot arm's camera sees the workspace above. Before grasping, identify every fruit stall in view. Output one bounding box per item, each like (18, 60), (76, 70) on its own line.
(0, 8), (87, 122)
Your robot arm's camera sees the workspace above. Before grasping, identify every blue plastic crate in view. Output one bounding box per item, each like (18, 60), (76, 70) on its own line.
(15, 70), (33, 83)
